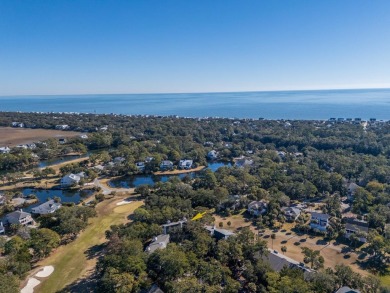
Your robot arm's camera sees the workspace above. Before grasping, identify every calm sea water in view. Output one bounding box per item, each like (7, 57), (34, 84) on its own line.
(1, 88), (390, 120)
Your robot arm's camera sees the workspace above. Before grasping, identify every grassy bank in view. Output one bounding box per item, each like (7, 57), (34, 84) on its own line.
(34, 197), (143, 293)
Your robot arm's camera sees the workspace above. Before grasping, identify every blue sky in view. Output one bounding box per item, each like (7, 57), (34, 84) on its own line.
(0, 0), (390, 95)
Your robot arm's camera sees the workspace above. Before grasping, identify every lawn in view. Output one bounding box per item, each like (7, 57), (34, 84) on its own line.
(33, 197), (143, 293)
(380, 268), (390, 288)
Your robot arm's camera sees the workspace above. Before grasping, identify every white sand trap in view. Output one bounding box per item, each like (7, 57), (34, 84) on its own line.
(21, 278), (41, 293)
(116, 200), (132, 206)
(35, 265), (54, 278)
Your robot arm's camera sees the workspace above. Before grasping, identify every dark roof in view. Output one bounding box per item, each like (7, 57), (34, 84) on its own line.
(147, 284), (164, 293)
(345, 219), (369, 234)
(310, 212), (330, 220)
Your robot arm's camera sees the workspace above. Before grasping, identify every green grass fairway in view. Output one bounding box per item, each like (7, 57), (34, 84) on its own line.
(35, 198), (143, 293)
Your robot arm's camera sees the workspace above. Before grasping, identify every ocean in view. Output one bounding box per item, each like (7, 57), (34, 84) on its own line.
(1, 88), (390, 120)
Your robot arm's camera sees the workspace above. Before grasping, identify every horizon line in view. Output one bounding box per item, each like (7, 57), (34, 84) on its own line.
(1, 86), (390, 98)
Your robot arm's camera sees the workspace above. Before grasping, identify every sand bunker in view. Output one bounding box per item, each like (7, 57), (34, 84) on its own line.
(116, 199), (132, 206)
(21, 278), (41, 293)
(35, 265), (54, 278)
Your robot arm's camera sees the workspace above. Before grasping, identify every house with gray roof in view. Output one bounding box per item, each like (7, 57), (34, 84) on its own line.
(282, 207), (301, 222)
(31, 200), (61, 215)
(0, 222), (4, 234)
(310, 212), (331, 232)
(335, 286), (361, 293)
(145, 234), (170, 254)
(146, 284), (164, 293)
(344, 218), (369, 243)
(178, 159), (193, 170)
(248, 200), (268, 217)
(160, 160), (174, 171)
(261, 249), (313, 278)
(5, 210), (33, 226)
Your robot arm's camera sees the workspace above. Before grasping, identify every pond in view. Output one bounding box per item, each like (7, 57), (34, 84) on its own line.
(16, 188), (94, 213)
(109, 161), (231, 188)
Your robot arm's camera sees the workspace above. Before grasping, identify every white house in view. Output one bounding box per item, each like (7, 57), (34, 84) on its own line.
(0, 222), (4, 234)
(235, 158), (254, 168)
(31, 200), (62, 215)
(12, 122), (24, 128)
(55, 124), (70, 130)
(0, 147), (11, 154)
(309, 212), (331, 232)
(5, 210), (34, 226)
(178, 159), (193, 170)
(207, 150), (218, 160)
(248, 201), (268, 216)
(61, 173), (83, 187)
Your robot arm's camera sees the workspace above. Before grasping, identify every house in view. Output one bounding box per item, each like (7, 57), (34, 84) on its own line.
(79, 134), (88, 139)
(178, 159), (193, 170)
(309, 212), (331, 232)
(113, 157), (126, 164)
(335, 286), (361, 293)
(205, 225), (235, 240)
(344, 218), (369, 243)
(0, 147), (11, 154)
(262, 249), (312, 275)
(277, 151), (286, 159)
(58, 138), (67, 144)
(282, 207), (301, 222)
(145, 156), (154, 163)
(0, 194), (5, 205)
(135, 162), (145, 171)
(235, 158), (254, 168)
(55, 124), (70, 130)
(204, 141), (214, 147)
(5, 210), (34, 226)
(146, 284), (164, 293)
(145, 234), (170, 253)
(12, 122), (24, 127)
(207, 150), (218, 160)
(162, 219), (186, 234)
(60, 173), (83, 187)
(0, 222), (4, 234)
(160, 160), (174, 171)
(92, 165), (105, 172)
(31, 200), (62, 215)
(347, 182), (359, 198)
(248, 201), (268, 216)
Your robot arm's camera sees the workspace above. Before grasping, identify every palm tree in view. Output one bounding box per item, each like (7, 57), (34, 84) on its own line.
(281, 246), (287, 254)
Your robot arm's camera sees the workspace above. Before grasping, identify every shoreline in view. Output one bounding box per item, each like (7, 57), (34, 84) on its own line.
(153, 165), (206, 175)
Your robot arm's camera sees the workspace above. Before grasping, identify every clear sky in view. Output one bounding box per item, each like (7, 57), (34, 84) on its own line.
(1, 0), (390, 95)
